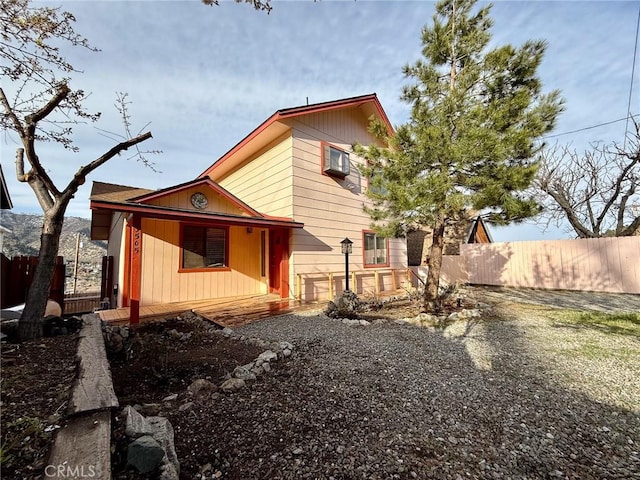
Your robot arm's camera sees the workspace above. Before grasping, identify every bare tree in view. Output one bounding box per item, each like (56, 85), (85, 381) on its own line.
(1, 0), (154, 340)
(534, 123), (640, 238)
(202, 0), (273, 12)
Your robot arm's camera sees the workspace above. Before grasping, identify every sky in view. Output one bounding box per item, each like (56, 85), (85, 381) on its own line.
(1, 0), (639, 242)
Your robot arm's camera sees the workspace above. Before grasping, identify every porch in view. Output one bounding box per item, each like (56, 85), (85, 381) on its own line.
(96, 294), (309, 328)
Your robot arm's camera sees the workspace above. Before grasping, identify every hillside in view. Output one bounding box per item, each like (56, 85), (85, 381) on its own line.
(1, 212), (107, 293)
(1, 212), (107, 262)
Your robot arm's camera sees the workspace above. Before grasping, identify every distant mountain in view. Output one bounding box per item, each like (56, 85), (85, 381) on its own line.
(1, 212), (107, 263)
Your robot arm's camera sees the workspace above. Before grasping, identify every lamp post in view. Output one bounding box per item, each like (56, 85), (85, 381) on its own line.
(340, 237), (353, 292)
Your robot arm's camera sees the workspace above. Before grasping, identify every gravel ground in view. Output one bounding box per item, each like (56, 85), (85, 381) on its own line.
(221, 301), (640, 480)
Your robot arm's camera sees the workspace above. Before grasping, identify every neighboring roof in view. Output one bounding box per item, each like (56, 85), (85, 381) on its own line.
(466, 216), (494, 243)
(1, 164), (13, 210)
(90, 181), (154, 203)
(198, 93), (393, 180)
(90, 181), (303, 240)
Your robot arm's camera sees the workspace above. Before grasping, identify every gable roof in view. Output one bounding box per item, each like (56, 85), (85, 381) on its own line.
(466, 216), (493, 243)
(198, 93), (393, 180)
(129, 177), (263, 217)
(89, 180), (303, 240)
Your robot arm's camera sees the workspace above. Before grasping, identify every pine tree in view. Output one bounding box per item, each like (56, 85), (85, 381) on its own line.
(357, 0), (564, 311)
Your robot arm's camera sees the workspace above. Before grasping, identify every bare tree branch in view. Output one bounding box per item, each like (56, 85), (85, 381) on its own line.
(534, 131), (640, 237)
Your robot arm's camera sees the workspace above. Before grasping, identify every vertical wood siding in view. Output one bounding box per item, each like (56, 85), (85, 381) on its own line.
(421, 237), (640, 294)
(139, 219), (264, 305)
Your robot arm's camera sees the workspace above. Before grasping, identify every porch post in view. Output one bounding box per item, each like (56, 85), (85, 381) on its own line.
(130, 214), (142, 325)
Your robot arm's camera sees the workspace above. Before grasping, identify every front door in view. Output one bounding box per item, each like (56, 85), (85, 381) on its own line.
(268, 229), (289, 298)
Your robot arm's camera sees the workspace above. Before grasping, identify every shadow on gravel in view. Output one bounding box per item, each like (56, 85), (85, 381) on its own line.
(480, 317), (639, 479)
(162, 313), (639, 480)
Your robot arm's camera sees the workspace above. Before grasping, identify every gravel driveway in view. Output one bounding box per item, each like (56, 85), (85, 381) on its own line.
(216, 299), (640, 480)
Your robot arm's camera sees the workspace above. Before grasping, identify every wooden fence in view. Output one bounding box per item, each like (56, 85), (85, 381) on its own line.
(1, 255), (66, 309)
(64, 291), (102, 315)
(413, 236), (640, 294)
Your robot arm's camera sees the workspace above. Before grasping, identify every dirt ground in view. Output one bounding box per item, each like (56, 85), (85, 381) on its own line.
(3, 289), (637, 479)
(0, 333), (78, 480)
(108, 302), (430, 479)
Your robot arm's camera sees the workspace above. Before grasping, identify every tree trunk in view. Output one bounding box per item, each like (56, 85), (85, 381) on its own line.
(423, 215), (446, 312)
(18, 210), (65, 341)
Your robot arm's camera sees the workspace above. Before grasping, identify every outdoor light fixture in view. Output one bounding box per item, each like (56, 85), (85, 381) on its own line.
(340, 237), (353, 291)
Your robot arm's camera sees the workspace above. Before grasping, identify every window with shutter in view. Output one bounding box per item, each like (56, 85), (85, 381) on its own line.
(181, 225), (228, 270)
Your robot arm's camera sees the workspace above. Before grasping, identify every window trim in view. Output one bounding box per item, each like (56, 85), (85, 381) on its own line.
(367, 169), (388, 196)
(362, 230), (390, 268)
(320, 141), (350, 178)
(179, 224), (231, 273)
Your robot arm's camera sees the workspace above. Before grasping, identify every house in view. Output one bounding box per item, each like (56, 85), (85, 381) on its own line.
(466, 216), (493, 244)
(407, 214), (492, 266)
(90, 94), (408, 323)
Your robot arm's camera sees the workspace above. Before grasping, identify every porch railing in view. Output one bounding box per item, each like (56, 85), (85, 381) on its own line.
(294, 268), (411, 301)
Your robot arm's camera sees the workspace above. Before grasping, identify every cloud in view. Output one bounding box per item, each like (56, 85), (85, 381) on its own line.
(2, 0), (638, 241)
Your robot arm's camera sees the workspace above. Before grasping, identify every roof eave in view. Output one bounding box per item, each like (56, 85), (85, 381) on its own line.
(90, 200), (303, 229)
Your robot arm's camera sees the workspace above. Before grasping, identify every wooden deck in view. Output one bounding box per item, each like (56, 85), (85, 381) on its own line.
(96, 294), (309, 328)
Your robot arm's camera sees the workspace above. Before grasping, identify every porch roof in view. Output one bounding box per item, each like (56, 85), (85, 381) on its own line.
(90, 181), (303, 240)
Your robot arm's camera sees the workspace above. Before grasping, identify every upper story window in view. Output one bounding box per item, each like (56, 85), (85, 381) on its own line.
(322, 142), (350, 178)
(363, 231), (389, 267)
(368, 170), (388, 196)
(181, 225), (228, 270)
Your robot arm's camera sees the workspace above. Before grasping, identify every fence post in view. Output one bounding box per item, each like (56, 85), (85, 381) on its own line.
(328, 272), (334, 299)
(351, 271), (357, 294)
(374, 271), (380, 295)
(296, 274), (302, 300)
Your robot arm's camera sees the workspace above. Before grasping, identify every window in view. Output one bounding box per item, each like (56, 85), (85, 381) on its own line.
(182, 225), (228, 269)
(363, 231), (389, 267)
(322, 142), (350, 177)
(368, 170), (388, 196)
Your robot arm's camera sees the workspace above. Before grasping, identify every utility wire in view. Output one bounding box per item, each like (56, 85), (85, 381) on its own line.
(543, 114), (639, 139)
(624, 5), (640, 149)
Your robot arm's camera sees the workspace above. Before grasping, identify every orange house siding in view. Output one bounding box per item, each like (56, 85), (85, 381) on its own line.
(288, 109), (406, 299)
(139, 219), (266, 305)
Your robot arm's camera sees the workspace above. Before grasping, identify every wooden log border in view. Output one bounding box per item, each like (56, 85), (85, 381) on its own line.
(47, 313), (119, 480)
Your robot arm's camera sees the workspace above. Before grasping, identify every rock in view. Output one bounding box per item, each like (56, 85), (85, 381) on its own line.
(459, 309), (480, 318)
(279, 341), (294, 351)
(188, 379), (218, 397)
(359, 319), (371, 326)
(325, 290), (363, 318)
(342, 318), (361, 327)
(178, 402), (195, 412)
(124, 405), (154, 438)
(147, 416), (179, 477)
(221, 378), (246, 393)
(292, 448), (303, 455)
(447, 312), (460, 321)
(162, 393), (178, 402)
(222, 327), (234, 337)
(232, 366), (257, 381)
(258, 350), (278, 363)
(250, 365), (265, 376)
(127, 435), (165, 473)
(45, 299), (62, 317)
(262, 362), (272, 373)
(282, 349), (292, 358)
